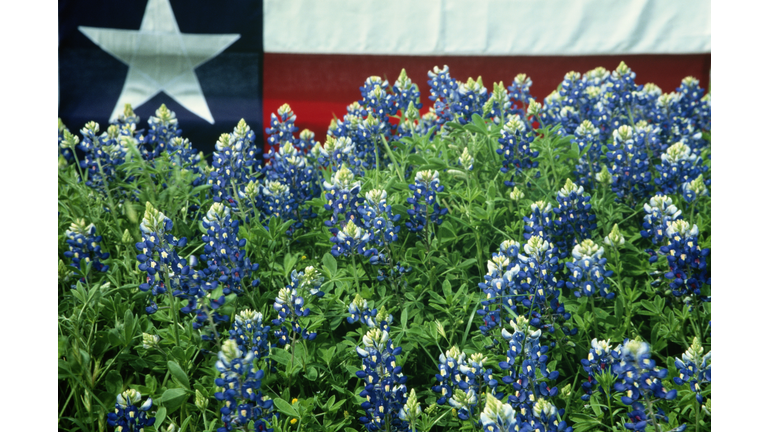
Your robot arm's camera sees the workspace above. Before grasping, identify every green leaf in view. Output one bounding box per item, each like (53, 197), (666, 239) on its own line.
(306, 366), (318, 381)
(273, 397), (300, 417)
(322, 253), (338, 276)
(160, 388), (188, 414)
(155, 407), (167, 428)
(167, 360), (190, 390)
(123, 309), (135, 346)
(105, 370), (123, 395)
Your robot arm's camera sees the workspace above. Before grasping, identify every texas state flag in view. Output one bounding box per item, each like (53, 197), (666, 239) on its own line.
(59, 0), (710, 155)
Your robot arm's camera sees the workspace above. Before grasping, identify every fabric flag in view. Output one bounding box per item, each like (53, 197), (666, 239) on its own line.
(58, 0), (264, 156)
(263, 0), (711, 144)
(59, 0), (711, 155)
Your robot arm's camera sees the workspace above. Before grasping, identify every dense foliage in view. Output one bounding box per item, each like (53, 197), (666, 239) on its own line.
(58, 62), (711, 432)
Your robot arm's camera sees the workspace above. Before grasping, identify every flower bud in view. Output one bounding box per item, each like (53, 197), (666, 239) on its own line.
(195, 389), (208, 410)
(458, 147), (474, 171)
(435, 321), (447, 339)
(596, 165), (613, 185)
(122, 229), (133, 245)
(509, 186), (525, 201)
(527, 99), (542, 117)
(221, 339), (241, 363)
(604, 224), (625, 248)
(142, 333), (160, 349)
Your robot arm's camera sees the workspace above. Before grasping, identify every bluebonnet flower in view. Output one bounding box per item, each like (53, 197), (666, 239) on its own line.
(641, 195), (682, 245)
(507, 73), (534, 118)
(272, 266), (324, 345)
(604, 223), (626, 249)
(613, 339), (677, 405)
(107, 389), (155, 432)
(523, 201), (555, 244)
(209, 120), (261, 209)
(214, 339), (273, 432)
(58, 119), (76, 163)
(197, 203), (260, 333)
(261, 140), (320, 233)
(632, 121), (666, 162)
(406, 170), (448, 234)
(64, 219), (110, 275)
(356, 114), (390, 169)
(479, 395), (517, 432)
(571, 120), (602, 188)
(515, 236), (572, 335)
(135, 202), (197, 315)
(398, 388), (422, 430)
(140, 104), (181, 161)
(458, 147), (474, 171)
(497, 115), (539, 188)
(606, 61), (640, 120)
(266, 103), (299, 150)
(427, 65), (460, 126)
(77, 121), (128, 194)
(673, 337), (711, 404)
(553, 179), (597, 253)
(681, 174), (709, 204)
(579, 338), (621, 401)
(676, 77), (707, 123)
(312, 135), (363, 175)
(332, 219), (373, 258)
(478, 245), (523, 335)
(296, 128), (318, 153)
(230, 309), (271, 360)
(565, 239), (615, 299)
(605, 125), (653, 205)
(323, 164), (363, 227)
(655, 220), (710, 301)
(654, 142), (706, 196)
(166, 136), (205, 186)
(360, 76), (396, 118)
(357, 189), (401, 264)
(393, 69), (422, 116)
(483, 82), (512, 125)
(432, 346), (498, 421)
(354, 327), (410, 431)
(453, 76), (488, 124)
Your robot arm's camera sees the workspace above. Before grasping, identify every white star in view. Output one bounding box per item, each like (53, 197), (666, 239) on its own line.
(79, 0), (240, 124)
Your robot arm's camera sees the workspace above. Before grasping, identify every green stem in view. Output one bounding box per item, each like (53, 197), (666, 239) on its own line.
(589, 296), (600, 338)
(351, 254), (361, 292)
(379, 134), (404, 182)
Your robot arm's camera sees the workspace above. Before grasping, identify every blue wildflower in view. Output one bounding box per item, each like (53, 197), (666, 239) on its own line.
(106, 389), (155, 432)
(640, 195), (682, 245)
(392, 69), (422, 116)
(405, 170), (448, 234)
(565, 239), (615, 299)
(572, 120), (602, 188)
(613, 339), (677, 405)
(135, 202), (196, 315)
(427, 65), (460, 126)
(140, 104), (181, 161)
(354, 327), (410, 431)
(673, 337), (711, 405)
(497, 115), (539, 188)
(605, 125), (653, 205)
(654, 142), (706, 196)
(64, 219), (110, 275)
(214, 339), (273, 432)
(272, 266), (324, 345)
(553, 179), (597, 253)
(479, 395), (517, 432)
(230, 309), (271, 361)
(579, 338), (621, 401)
(358, 188), (401, 265)
(656, 220), (710, 301)
(432, 346), (498, 421)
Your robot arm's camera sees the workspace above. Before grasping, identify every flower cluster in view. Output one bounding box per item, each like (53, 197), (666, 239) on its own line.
(214, 339), (273, 432)
(640, 195), (682, 245)
(135, 202), (195, 315)
(63, 219), (110, 275)
(552, 179), (597, 254)
(478, 240), (523, 335)
(605, 125), (653, 205)
(230, 309), (271, 361)
(571, 120), (602, 188)
(579, 338), (621, 401)
(76, 121), (128, 195)
(432, 346), (498, 422)
(565, 239), (615, 299)
(358, 189), (401, 265)
(106, 389), (155, 432)
(272, 266), (324, 345)
(654, 142), (707, 196)
(405, 170), (448, 234)
(140, 104), (181, 161)
(479, 395), (517, 432)
(652, 220), (711, 301)
(354, 327), (410, 431)
(673, 337), (711, 404)
(208, 120), (261, 209)
(497, 115), (539, 188)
